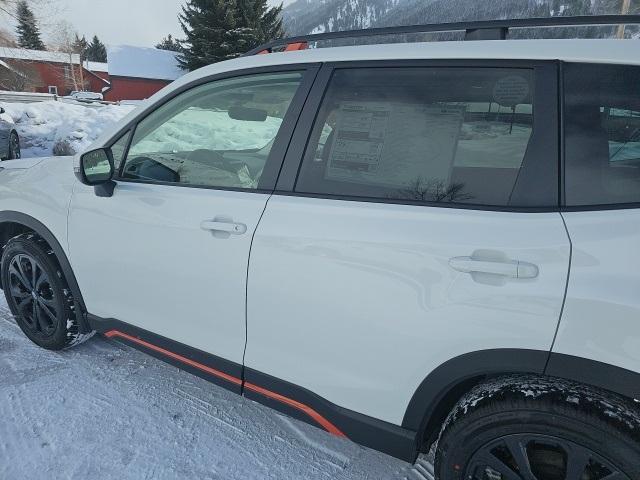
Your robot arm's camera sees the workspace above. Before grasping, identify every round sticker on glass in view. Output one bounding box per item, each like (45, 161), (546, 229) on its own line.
(493, 75), (530, 107)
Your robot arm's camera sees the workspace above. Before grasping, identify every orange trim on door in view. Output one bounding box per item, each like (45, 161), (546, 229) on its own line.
(244, 382), (346, 437)
(104, 330), (346, 438)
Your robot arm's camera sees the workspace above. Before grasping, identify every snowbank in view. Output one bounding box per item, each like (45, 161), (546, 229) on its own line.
(134, 108), (281, 153)
(2, 101), (135, 158)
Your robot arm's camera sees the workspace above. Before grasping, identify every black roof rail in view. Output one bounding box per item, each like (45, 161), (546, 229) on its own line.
(245, 15), (640, 55)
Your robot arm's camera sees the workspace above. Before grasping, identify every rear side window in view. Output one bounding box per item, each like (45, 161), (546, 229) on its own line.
(564, 63), (640, 207)
(295, 67), (535, 207)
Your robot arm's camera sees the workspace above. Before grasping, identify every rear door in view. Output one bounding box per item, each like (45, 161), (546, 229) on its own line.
(69, 66), (317, 389)
(244, 61), (571, 425)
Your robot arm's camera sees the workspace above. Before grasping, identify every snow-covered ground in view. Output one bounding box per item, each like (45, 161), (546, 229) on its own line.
(1, 101), (135, 158)
(0, 296), (433, 479)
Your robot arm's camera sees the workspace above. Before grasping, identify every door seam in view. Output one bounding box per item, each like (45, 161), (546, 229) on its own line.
(544, 211), (572, 373)
(241, 194), (272, 394)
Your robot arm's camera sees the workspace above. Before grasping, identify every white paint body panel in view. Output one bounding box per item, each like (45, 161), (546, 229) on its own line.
(553, 210), (640, 374)
(245, 196), (571, 425)
(0, 157), (74, 257)
(68, 182), (268, 364)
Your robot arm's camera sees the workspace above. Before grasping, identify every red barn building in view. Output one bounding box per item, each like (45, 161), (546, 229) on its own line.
(82, 61), (111, 96)
(103, 45), (183, 102)
(0, 46), (85, 95)
(0, 46), (183, 101)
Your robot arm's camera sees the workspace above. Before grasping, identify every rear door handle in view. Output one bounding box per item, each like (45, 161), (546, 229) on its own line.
(449, 256), (538, 279)
(201, 220), (247, 235)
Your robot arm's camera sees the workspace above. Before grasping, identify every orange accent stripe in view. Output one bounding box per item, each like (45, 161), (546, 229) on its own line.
(104, 330), (346, 438)
(244, 382), (346, 438)
(105, 330), (241, 386)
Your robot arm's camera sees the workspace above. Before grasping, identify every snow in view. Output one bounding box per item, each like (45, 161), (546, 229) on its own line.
(1, 101), (135, 158)
(84, 61), (109, 73)
(107, 45), (184, 81)
(0, 46), (80, 65)
(0, 297), (434, 479)
(134, 108), (281, 153)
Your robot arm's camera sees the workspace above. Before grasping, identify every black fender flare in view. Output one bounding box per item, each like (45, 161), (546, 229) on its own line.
(402, 348), (640, 448)
(401, 349), (548, 439)
(0, 211), (91, 333)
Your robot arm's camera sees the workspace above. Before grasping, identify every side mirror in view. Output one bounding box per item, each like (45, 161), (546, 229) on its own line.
(74, 148), (116, 197)
(0, 107), (5, 114)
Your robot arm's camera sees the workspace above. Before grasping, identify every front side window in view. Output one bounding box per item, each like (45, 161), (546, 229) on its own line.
(565, 63), (640, 206)
(121, 71), (304, 189)
(295, 67), (535, 207)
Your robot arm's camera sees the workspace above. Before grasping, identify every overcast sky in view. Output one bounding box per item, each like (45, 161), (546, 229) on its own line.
(6, 0), (295, 49)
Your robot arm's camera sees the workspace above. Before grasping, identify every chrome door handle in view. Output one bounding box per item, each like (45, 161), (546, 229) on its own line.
(449, 256), (538, 279)
(200, 220), (247, 235)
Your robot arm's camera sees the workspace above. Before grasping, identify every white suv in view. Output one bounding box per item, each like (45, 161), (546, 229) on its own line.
(1, 17), (639, 479)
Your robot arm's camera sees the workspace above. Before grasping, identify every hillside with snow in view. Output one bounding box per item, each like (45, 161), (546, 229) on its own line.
(282, 0), (639, 36)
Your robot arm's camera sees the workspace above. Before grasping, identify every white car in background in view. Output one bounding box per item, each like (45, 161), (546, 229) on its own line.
(0, 16), (639, 480)
(67, 91), (104, 102)
(0, 105), (20, 160)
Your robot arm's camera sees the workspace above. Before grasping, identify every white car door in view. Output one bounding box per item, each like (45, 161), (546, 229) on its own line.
(244, 63), (571, 426)
(68, 68), (315, 385)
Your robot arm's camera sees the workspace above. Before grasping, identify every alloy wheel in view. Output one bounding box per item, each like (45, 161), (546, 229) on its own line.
(8, 253), (58, 338)
(466, 434), (628, 480)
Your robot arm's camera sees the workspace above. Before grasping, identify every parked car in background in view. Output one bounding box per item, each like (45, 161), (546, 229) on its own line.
(0, 106), (20, 160)
(1, 16), (640, 480)
(67, 91), (104, 102)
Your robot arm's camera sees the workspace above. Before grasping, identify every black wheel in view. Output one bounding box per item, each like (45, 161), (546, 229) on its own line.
(1, 233), (94, 350)
(8, 131), (20, 159)
(436, 376), (640, 480)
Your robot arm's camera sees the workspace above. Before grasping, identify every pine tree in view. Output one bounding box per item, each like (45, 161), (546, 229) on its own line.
(73, 34), (88, 61)
(15, 0), (45, 50)
(156, 34), (182, 52)
(85, 35), (107, 62)
(179, 0), (285, 71)
(235, 0), (285, 47)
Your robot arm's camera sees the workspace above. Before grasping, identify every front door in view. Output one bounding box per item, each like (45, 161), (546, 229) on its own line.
(68, 69), (311, 383)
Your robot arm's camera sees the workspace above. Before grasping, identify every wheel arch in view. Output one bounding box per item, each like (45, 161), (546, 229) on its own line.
(404, 349), (640, 452)
(0, 211), (91, 333)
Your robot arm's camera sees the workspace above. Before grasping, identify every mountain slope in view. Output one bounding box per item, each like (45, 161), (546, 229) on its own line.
(282, 0), (637, 36)
(282, 0), (411, 35)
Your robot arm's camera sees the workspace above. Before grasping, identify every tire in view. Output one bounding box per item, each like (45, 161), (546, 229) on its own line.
(1, 233), (94, 350)
(435, 375), (640, 480)
(8, 131), (20, 160)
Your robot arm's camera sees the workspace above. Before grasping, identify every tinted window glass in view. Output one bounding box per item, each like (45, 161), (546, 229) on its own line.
(565, 64), (640, 206)
(295, 68), (535, 206)
(121, 72), (303, 189)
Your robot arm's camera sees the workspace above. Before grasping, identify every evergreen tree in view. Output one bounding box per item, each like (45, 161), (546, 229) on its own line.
(156, 34), (183, 52)
(73, 34), (88, 61)
(15, 0), (45, 50)
(235, 0), (284, 47)
(85, 35), (107, 62)
(179, 0), (284, 71)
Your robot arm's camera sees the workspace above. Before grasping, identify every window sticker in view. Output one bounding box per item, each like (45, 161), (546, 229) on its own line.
(324, 101), (466, 189)
(492, 75), (530, 108)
